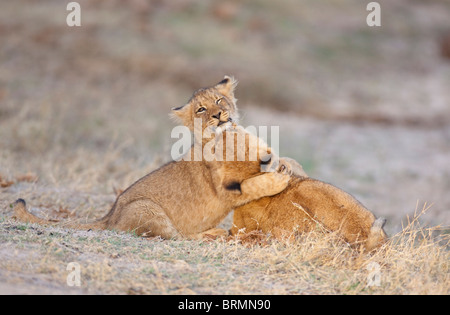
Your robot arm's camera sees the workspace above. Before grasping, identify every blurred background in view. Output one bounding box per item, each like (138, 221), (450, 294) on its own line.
(1, 0), (449, 234)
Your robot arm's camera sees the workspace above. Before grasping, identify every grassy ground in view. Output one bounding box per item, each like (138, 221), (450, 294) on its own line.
(0, 207), (448, 295)
(1, 0), (449, 294)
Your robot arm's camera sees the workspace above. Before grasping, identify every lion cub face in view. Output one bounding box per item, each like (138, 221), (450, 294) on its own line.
(171, 76), (276, 176)
(171, 76), (239, 133)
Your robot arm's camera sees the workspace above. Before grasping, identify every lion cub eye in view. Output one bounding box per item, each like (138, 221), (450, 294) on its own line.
(196, 107), (206, 114)
(215, 98), (223, 105)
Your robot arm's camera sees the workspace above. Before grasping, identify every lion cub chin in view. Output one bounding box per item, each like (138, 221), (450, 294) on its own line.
(13, 76), (292, 240)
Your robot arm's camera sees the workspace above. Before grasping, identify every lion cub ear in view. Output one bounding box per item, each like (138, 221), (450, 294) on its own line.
(215, 75), (238, 101)
(170, 104), (192, 125)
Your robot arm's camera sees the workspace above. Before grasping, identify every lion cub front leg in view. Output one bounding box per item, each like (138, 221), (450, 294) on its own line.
(278, 157), (309, 178)
(187, 228), (229, 240)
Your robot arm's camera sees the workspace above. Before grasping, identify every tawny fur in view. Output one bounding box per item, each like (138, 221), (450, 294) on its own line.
(231, 161), (388, 251)
(12, 76), (290, 240)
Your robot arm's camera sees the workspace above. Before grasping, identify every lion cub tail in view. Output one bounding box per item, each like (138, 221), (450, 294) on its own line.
(366, 217), (388, 252)
(12, 199), (107, 231)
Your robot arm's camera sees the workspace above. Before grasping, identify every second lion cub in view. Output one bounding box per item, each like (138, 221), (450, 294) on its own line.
(231, 152), (388, 252)
(231, 173), (387, 251)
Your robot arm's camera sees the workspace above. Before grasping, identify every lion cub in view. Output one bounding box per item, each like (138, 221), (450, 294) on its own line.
(13, 77), (291, 239)
(172, 77), (387, 251)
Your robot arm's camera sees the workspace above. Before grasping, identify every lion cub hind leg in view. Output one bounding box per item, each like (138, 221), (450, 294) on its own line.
(111, 200), (180, 239)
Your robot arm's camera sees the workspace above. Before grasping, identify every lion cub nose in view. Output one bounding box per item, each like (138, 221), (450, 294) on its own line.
(212, 111), (222, 120)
